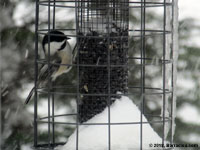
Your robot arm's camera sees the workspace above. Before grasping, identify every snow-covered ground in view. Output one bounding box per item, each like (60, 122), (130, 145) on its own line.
(60, 96), (164, 150)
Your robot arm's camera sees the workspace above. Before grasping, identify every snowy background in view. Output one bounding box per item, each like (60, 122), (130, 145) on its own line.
(176, 0), (200, 144)
(1, 0), (200, 150)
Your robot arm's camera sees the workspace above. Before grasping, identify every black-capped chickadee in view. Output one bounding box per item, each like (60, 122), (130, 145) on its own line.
(25, 30), (73, 104)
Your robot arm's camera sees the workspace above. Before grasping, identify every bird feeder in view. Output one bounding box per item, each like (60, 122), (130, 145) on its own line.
(76, 0), (129, 123)
(33, 0), (178, 149)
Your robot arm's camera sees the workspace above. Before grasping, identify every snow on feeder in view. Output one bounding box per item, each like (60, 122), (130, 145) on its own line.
(32, 0), (178, 149)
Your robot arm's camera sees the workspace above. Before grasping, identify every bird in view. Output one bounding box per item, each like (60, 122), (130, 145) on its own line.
(25, 30), (73, 104)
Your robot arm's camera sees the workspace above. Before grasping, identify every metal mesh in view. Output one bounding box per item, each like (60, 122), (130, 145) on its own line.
(33, 0), (178, 149)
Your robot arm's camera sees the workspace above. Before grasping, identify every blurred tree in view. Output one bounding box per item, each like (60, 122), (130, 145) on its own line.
(174, 18), (200, 146)
(0, 0), (76, 149)
(1, 0), (36, 149)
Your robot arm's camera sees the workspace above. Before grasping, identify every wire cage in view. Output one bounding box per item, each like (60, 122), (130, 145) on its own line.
(33, 0), (178, 149)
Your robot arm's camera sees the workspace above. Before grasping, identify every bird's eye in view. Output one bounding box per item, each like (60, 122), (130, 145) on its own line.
(58, 41), (66, 51)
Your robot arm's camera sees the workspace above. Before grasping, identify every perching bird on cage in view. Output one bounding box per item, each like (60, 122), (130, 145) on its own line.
(25, 30), (73, 104)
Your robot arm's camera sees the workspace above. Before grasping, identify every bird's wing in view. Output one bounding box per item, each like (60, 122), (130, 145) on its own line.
(38, 60), (61, 86)
(24, 87), (35, 104)
(24, 60), (61, 105)
(72, 42), (77, 57)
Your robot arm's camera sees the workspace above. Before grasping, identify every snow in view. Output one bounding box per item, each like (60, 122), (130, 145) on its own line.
(60, 96), (163, 150)
(21, 144), (33, 150)
(25, 49), (29, 59)
(26, 99), (76, 132)
(4, 108), (11, 119)
(177, 104), (200, 125)
(177, 76), (195, 91)
(179, 0), (200, 22)
(181, 133), (200, 144)
(20, 83), (34, 99)
(13, 1), (34, 26)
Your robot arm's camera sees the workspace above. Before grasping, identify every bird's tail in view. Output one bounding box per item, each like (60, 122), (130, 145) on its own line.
(24, 87), (35, 104)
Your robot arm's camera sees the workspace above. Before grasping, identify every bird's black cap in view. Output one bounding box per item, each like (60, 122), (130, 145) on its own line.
(42, 30), (70, 52)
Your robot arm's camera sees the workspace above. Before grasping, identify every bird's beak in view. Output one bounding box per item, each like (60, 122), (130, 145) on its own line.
(66, 37), (71, 40)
